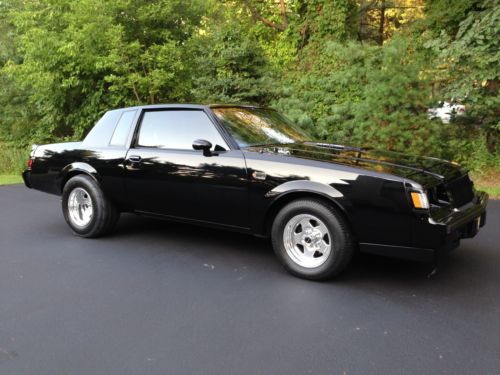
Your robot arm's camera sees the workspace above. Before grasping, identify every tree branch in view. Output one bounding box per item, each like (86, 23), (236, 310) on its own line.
(358, 0), (423, 14)
(131, 81), (141, 103)
(242, 0), (287, 31)
(280, 0), (288, 28)
(378, 0), (385, 45)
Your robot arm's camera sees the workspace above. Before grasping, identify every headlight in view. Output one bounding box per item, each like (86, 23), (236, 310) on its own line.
(410, 190), (429, 209)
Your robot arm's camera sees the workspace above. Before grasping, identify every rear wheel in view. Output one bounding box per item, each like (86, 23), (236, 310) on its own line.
(271, 199), (354, 280)
(62, 175), (119, 238)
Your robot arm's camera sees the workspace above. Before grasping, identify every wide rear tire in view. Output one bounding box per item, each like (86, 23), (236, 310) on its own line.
(271, 199), (354, 280)
(62, 175), (119, 238)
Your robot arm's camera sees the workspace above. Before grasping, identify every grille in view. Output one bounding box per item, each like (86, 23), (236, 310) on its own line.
(447, 174), (474, 207)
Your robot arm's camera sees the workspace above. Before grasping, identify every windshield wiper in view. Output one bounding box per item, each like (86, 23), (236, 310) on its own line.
(305, 142), (365, 152)
(247, 141), (296, 148)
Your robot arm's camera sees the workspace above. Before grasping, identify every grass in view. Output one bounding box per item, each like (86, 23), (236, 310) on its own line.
(0, 174), (23, 186)
(475, 185), (500, 199)
(0, 144), (27, 185)
(472, 169), (500, 199)
(0, 145), (27, 174)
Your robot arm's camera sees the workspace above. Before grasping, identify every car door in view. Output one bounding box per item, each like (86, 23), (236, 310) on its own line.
(124, 108), (250, 229)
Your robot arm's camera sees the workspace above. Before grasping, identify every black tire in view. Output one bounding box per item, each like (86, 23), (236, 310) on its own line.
(271, 198), (354, 280)
(62, 174), (119, 238)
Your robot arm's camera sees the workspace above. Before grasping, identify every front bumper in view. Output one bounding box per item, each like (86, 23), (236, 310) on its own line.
(435, 191), (488, 234)
(360, 191), (488, 262)
(413, 191), (488, 257)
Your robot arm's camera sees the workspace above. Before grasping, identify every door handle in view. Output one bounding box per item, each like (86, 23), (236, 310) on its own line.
(129, 155), (142, 163)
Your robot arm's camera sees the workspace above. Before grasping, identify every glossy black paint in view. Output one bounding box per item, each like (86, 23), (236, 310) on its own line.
(23, 104), (488, 261)
(125, 148), (249, 228)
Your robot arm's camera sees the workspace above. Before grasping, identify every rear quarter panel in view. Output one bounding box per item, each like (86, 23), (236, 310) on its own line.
(30, 144), (128, 207)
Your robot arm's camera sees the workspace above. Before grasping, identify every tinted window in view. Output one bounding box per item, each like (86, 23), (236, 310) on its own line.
(110, 110), (136, 146)
(137, 110), (227, 150)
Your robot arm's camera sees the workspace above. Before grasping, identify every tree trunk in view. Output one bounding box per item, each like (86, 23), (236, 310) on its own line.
(378, 0), (385, 45)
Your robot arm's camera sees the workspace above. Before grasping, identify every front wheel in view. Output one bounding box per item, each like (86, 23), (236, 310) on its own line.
(62, 175), (119, 238)
(271, 199), (354, 280)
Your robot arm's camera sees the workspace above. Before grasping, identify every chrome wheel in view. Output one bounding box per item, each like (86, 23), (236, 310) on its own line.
(283, 214), (332, 268)
(67, 187), (93, 227)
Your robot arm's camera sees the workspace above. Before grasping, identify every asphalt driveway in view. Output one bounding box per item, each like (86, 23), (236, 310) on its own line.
(1, 184), (499, 375)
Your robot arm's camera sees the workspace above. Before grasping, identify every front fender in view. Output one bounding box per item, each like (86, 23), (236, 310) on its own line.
(260, 180), (354, 237)
(265, 180), (343, 199)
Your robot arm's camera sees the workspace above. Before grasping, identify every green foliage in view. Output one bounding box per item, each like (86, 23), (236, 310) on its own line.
(298, 0), (358, 42)
(331, 37), (443, 155)
(190, 16), (271, 104)
(273, 37), (448, 156)
(424, 0), (500, 153)
(0, 144), (27, 174)
(424, 0), (482, 35)
(2, 0), (208, 142)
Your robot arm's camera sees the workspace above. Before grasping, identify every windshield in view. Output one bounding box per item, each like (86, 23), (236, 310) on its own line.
(212, 107), (309, 147)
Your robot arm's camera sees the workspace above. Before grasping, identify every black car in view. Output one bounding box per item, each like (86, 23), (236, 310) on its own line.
(23, 104), (488, 280)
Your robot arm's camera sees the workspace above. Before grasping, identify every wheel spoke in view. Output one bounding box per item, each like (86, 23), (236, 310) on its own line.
(299, 217), (312, 231)
(316, 222), (328, 237)
(301, 246), (314, 258)
(305, 247), (317, 258)
(317, 239), (329, 256)
(292, 231), (302, 246)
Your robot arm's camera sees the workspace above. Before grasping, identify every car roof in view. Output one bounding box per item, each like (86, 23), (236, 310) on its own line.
(208, 104), (272, 110)
(114, 103), (272, 111)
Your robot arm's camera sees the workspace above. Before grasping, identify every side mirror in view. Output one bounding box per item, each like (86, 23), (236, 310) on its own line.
(192, 139), (213, 156)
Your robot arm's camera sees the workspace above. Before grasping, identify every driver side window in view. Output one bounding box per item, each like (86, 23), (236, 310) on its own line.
(137, 110), (228, 151)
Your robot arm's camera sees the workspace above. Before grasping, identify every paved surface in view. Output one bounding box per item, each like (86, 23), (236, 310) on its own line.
(0, 184), (499, 375)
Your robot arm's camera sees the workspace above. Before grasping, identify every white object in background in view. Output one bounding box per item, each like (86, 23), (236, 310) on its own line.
(428, 101), (465, 124)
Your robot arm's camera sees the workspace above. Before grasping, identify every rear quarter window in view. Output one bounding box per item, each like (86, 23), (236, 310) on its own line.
(110, 110), (137, 146)
(82, 110), (122, 148)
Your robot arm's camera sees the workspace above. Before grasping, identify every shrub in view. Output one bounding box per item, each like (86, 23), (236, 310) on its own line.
(0, 144), (28, 174)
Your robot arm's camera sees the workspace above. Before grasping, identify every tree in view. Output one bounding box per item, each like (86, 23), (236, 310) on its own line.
(357, 0), (425, 45)
(424, 0), (499, 156)
(190, 15), (271, 104)
(274, 36), (445, 156)
(0, 0), (34, 145)
(1, 0), (208, 142)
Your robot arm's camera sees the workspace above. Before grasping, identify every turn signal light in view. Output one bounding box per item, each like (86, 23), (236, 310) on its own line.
(411, 191), (429, 209)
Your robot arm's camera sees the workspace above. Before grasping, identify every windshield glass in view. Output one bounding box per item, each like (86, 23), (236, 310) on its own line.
(212, 107), (309, 147)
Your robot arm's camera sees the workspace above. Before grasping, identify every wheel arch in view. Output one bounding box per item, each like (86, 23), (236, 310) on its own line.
(58, 162), (101, 193)
(262, 189), (357, 241)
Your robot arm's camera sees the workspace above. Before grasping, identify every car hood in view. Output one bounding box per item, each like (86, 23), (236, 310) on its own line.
(243, 142), (465, 187)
